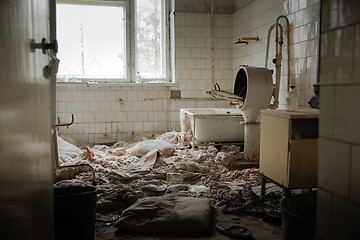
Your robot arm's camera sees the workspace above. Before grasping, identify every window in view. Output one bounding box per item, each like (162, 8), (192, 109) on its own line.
(56, 0), (170, 82)
(136, 0), (166, 79)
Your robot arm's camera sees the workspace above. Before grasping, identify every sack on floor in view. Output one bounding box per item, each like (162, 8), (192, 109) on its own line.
(114, 196), (211, 233)
(127, 140), (175, 157)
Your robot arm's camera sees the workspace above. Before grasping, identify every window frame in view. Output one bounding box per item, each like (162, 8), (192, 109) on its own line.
(56, 0), (171, 83)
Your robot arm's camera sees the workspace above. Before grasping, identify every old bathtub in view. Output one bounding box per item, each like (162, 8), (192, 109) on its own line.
(180, 108), (244, 146)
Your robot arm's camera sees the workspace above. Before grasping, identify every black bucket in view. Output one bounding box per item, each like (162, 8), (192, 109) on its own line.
(280, 193), (316, 240)
(54, 186), (97, 240)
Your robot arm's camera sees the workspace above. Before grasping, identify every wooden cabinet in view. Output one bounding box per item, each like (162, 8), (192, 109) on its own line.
(259, 109), (319, 189)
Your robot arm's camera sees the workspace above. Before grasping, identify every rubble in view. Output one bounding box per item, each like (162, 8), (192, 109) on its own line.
(54, 132), (283, 228)
(221, 167), (263, 187)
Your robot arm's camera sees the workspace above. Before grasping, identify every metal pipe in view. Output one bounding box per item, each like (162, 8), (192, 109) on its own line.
(274, 21), (284, 109)
(52, 114), (75, 167)
(276, 15), (290, 92)
(210, 0), (215, 89)
(316, 0), (322, 86)
(265, 23), (283, 108)
(52, 115), (97, 185)
(265, 23), (282, 68)
(144, 97), (225, 101)
(54, 164), (97, 185)
(53, 127), (60, 167)
(55, 114), (74, 128)
(265, 16), (290, 108)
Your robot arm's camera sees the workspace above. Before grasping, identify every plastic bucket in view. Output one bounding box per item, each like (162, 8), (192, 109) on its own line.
(280, 193), (316, 240)
(54, 186), (97, 240)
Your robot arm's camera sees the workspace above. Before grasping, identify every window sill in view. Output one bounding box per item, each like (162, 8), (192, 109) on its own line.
(56, 81), (178, 87)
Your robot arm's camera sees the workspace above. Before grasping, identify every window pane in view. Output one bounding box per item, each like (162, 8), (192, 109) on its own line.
(136, 0), (165, 78)
(57, 4), (125, 79)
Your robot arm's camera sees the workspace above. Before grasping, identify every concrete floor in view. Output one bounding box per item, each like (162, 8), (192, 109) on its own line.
(95, 212), (282, 240)
(94, 182), (284, 240)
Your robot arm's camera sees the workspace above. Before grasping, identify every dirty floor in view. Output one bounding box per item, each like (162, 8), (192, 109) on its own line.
(95, 212), (282, 240)
(55, 132), (285, 240)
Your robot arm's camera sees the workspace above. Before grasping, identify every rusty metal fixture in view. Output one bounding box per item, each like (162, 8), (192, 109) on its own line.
(52, 114), (96, 185)
(211, 0), (215, 89)
(265, 15), (291, 109)
(240, 121), (260, 125)
(190, 142), (244, 148)
(52, 114), (74, 167)
(54, 164), (97, 185)
(276, 15), (290, 92)
(56, 113), (74, 128)
(232, 37), (259, 44)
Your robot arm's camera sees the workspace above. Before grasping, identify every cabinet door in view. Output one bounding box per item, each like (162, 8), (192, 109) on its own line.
(288, 139), (318, 188)
(260, 113), (290, 186)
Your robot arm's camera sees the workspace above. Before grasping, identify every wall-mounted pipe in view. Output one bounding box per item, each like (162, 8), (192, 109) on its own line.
(265, 15), (290, 109)
(276, 15), (290, 92)
(265, 23), (282, 69)
(210, 0), (215, 89)
(308, 0), (321, 109)
(265, 23), (283, 108)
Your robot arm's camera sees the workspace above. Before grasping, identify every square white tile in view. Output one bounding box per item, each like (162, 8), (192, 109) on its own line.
(319, 86), (335, 138)
(318, 138), (350, 198)
(334, 86), (360, 143)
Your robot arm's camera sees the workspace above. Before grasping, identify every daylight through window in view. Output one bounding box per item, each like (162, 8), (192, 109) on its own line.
(136, 0), (166, 79)
(56, 0), (168, 82)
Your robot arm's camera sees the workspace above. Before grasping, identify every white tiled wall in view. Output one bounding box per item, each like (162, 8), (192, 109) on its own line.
(57, 84), (228, 143)
(57, 85), (169, 143)
(317, 1), (360, 239)
(56, 13), (231, 143)
(175, 13), (234, 94)
(232, 0), (319, 108)
(56, 0), (321, 144)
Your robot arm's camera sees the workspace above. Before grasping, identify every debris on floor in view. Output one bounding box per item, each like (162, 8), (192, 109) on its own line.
(114, 196), (211, 233)
(54, 131), (283, 238)
(221, 168), (263, 186)
(216, 225), (251, 239)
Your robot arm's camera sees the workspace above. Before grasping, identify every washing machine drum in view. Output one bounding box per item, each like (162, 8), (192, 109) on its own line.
(233, 66), (273, 121)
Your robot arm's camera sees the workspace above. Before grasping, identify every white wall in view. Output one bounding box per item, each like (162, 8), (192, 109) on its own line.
(317, 0), (360, 239)
(232, 0), (319, 108)
(56, 11), (232, 144)
(57, 84), (175, 143)
(57, 0), (320, 144)
(175, 12), (234, 94)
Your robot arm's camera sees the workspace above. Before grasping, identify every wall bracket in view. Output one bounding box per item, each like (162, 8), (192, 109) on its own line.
(232, 37), (259, 44)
